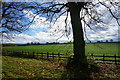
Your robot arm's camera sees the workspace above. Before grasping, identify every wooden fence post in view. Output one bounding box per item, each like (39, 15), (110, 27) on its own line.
(47, 52), (49, 59)
(115, 54), (117, 64)
(103, 54), (105, 63)
(41, 53), (43, 58)
(52, 53), (54, 59)
(58, 53), (60, 59)
(91, 53), (93, 59)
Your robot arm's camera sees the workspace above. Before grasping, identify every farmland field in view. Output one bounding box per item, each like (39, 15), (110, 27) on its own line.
(2, 43), (120, 79)
(2, 42), (120, 56)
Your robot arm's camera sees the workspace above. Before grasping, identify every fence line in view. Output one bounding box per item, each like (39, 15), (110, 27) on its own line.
(89, 53), (120, 64)
(2, 50), (120, 64)
(34, 52), (65, 59)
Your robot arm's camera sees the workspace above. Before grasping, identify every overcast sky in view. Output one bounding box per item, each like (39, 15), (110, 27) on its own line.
(2, 1), (119, 44)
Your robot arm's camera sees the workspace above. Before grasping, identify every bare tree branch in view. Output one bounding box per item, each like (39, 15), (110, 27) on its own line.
(99, 1), (120, 26)
(2, 1), (119, 42)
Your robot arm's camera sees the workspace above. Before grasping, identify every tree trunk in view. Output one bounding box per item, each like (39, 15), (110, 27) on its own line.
(68, 2), (88, 66)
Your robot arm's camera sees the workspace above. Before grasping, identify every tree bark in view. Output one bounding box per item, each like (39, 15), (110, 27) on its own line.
(68, 2), (88, 66)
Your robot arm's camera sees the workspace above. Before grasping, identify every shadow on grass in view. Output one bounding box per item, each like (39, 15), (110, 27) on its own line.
(2, 51), (35, 59)
(61, 59), (100, 80)
(1, 78), (57, 80)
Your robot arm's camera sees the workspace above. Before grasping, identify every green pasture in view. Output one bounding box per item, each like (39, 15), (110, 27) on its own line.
(2, 56), (65, 78)
(2, 43), (120, 79)
(2, 56), (120, 79)
(2, 43), (120, 56)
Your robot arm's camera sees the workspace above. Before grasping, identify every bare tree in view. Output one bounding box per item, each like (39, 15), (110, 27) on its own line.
(1, 1), (120, 67)
(1, 2), (39, 39)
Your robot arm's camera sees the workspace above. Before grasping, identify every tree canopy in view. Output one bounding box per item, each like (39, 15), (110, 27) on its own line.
(1, 1), (119, 39)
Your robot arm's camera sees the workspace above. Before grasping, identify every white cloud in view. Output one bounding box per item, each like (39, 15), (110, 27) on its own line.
(3, 5), (119, 43)
(2, 31), (70, 44)
(2, 10), (72, 43)
(85, 23), (118, 42)
(23, 10), (51, 29)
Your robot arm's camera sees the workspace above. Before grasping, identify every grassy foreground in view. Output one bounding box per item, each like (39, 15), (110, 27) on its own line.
(2, 56), (65, 79)
(3, 43), (120, 56)
(2, 56), (120, 79)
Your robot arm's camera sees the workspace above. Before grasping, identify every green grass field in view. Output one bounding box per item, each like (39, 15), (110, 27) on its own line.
(2, 56), (120, 79)
(3, 43), (120, 56)
(2, 56), (65, 78)
(2, 43), (120, 79)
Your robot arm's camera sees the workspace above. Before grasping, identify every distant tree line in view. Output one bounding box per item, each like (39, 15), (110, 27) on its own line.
(2, 44), (17, 47)
(2, 41), (73, 47)
(25, 42), (60, 46)
(25, 41), (73, 46)
(96, 39), (113, 43)
(2, 39), (118, 47)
